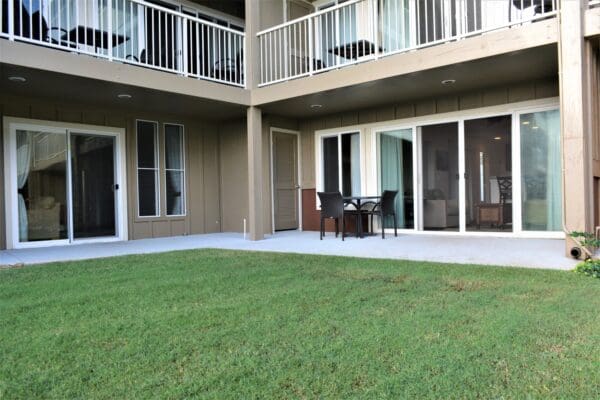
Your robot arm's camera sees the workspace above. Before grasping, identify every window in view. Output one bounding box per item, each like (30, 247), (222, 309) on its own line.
(520, 109), (562, 231)
(137, 120), (159, 217)
(164, 124), (185, 216)
(321, 132), (361, 196)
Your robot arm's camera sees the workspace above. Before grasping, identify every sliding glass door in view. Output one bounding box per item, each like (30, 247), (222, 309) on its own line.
(7, 122), (123, 248)
(371, 105), (561, 236)
(70, 133), (117, 239)
(15, 128), (69, 244)
(420, 122), (460, 231)
(378, 129), (414, 229)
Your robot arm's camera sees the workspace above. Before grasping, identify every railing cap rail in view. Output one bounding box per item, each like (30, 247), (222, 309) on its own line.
(132, 0), (245, 35)
(256, 0), (364, 36)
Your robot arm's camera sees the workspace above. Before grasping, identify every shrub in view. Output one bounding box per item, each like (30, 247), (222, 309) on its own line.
(574, 259), (600, 279)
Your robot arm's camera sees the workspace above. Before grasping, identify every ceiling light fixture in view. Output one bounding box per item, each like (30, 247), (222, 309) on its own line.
(441, 79), (456, 85)
(531, 126), (539, 130)
(522, 120), (530, 125)
(494, 136), (502, 140)
(117, 93), (132, 99)
(8, 76), (26, 83)
(310, 104), (322, 109)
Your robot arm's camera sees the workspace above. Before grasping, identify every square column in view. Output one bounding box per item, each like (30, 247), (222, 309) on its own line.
(559, 0), (594, 255)
(247, 106), (264, 240)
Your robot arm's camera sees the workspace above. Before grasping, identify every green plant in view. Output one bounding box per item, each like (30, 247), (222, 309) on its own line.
(569, 231), (600, 249)
(574, 259), (600, 278)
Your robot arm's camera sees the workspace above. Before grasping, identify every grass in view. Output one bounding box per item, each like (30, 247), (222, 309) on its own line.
(0, 249), (599, 399)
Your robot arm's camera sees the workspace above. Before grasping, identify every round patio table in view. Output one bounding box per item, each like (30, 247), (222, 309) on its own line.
(343, 195), (381, 238)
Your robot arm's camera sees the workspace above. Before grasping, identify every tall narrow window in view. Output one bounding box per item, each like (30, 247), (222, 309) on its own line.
(164, 124), (185, 216)
(321, 132), (361, 196)
(137, 120), (159, 217)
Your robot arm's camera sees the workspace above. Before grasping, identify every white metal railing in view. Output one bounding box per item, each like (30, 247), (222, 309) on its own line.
(0, 0), (245, 87)
(590, 0), (600, 8)
(257, 0), (558, 86)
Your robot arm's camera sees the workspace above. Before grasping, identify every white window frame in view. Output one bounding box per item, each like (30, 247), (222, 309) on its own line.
(3, 117), (127, 249)
(164, 122), (186, 217)
(315, 129), (365, 207)
(315, 97), (563, 239)
(136, 119), (160, 218)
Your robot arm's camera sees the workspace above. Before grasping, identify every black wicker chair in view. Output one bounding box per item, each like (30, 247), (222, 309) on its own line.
(317, 191), (359, 241)
(368, 190), (399, 239)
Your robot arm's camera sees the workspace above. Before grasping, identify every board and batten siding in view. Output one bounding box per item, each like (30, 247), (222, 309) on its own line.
(0, 94), (222, 249)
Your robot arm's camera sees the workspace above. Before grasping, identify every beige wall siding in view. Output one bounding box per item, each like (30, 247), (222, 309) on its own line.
(218, 120), (249, 232)
(299, 78), (559, 188)
(0, 94), (222, 249)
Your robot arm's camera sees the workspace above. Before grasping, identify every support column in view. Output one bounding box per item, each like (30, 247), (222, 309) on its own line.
(559, 0), (594, 255)
(247, 106), (264, 240)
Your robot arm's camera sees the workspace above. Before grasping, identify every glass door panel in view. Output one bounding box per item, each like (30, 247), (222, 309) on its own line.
(379, 129), (414, 229)
(420, 122), (459, 231)
(70, 133), (117, 239)
(464, 115), (513, 232)
(520, 109), (562, 231)
(16, 129), (68, 243)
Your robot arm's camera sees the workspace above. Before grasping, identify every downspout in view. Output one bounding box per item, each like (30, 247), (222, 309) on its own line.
(557, 0), (594, 259)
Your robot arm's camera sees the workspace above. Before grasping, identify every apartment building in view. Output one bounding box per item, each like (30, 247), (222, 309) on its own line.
(0, 0), (598, 257)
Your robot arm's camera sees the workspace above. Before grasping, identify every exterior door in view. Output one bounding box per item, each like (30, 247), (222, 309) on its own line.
(70, 132), (117, 239)
(273, 131), (299, 231)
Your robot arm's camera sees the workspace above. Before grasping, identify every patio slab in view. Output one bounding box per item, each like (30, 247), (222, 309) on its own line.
(0, 231), (578, 270)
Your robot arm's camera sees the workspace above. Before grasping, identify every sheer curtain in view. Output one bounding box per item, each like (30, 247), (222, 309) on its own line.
(350, 133), (361, 196)
(542, 110), (562, 231)
(16, 132), (32, 242)
(380, 132), (404, 228)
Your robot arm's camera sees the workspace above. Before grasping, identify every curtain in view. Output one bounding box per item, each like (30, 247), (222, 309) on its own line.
(350, 133), (361, 196)
(380, 133), (404, 228)
(16, 131), (32, 242)
(381, 0), (410, 51)
(544, 110), (562, 231)
(165, 126), (183, 215)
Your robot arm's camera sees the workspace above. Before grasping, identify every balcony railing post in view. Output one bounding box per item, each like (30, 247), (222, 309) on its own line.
(372, 0), (379, 59)
(7, 0), (14, 40)
(308, 17), (314, 75)
(182, 17), (188, 77)
(108, 0), (113, 61)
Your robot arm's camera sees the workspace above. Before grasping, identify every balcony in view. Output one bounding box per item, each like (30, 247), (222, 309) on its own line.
(0, 0), (245, 87)
(257, 0), (558, 87)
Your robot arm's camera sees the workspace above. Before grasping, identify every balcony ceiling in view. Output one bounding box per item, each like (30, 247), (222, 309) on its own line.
(259, 44), (559, 119)
(0, 63), (247, 121)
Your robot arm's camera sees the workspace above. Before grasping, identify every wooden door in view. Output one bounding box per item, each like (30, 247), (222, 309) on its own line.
(273, 131), (299, 231)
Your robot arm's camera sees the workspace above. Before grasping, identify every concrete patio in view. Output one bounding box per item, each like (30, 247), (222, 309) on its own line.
(0, 231), (577, 270)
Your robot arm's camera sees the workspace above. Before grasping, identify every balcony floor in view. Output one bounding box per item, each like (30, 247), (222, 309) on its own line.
(0, 231), (576, 270)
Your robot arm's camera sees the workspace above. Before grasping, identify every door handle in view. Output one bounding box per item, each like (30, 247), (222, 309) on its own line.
(112, 184), (119, 192)
(295, 185), (301, 189)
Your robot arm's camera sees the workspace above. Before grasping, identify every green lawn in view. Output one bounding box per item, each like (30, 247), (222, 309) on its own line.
(1, 250), (599, 399)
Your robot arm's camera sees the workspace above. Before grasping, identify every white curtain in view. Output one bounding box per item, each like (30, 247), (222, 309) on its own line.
(16, 132), (32, 242)
(380, 132), (407, 228)
(350, 133), (361, 196)
(543, 110), (562, 231)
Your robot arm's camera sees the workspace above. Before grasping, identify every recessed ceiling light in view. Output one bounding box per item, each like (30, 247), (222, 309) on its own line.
(117, 93), (132, 99)
(494, 136), (502, 140)
(441, 79), (456, 85)
(8, 76), (26, 83)
(310, 104), (322, 109)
